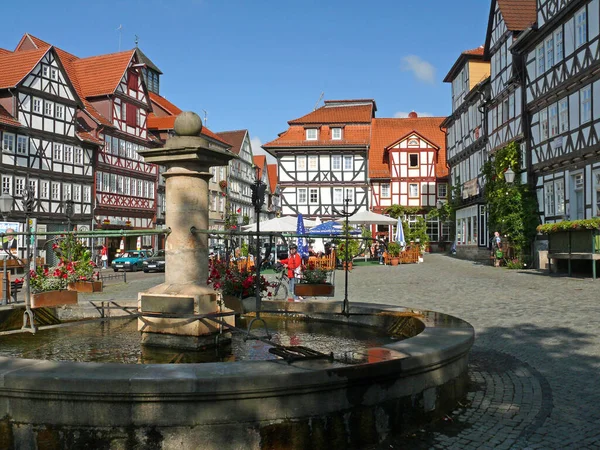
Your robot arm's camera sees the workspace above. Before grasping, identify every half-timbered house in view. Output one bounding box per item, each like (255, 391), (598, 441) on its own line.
(266, 163), (281, 219)
(253, 155), (270, 220)
(443, 47), (491, 258)
(263, 99), (373, 219)
(513, 0), (600, 224)
(369, 113), (449, 244)
(0, 43), (96, 262)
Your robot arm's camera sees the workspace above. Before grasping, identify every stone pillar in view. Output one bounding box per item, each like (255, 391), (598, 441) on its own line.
(136, 112), (237, 349)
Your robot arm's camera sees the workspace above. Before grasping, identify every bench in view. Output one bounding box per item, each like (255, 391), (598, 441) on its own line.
(547, 230), (600, 279)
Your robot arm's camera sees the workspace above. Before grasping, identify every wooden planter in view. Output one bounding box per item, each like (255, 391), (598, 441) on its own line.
(31, 290), (78, 309)
(294, 283), (335, 297)
(68, 281), (103, 293)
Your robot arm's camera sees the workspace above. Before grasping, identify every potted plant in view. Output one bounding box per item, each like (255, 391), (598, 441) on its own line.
(294, 261), (334, 297)
(387, 242), (401, 266)
(219, 180), (228, 190)
(51, 234), (102, 293)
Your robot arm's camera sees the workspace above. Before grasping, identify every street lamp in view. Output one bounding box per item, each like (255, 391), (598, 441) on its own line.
(333, 197), (358, 316)
(504, 167), (516, 184)
(436, 199), (444, 210)
(0, 193), (13, 306)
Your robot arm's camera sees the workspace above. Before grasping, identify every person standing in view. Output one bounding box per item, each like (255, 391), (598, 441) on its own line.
(100, 244), (108, 269)
(280, 243), (303, 302)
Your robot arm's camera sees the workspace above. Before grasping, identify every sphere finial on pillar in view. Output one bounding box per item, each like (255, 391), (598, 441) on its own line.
(174, 112), (203, 136)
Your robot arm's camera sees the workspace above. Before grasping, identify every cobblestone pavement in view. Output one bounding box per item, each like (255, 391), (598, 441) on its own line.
(79, 255), (600, 449)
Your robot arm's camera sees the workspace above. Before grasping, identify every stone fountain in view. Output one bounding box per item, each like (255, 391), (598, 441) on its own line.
(136, 112), (236, 349)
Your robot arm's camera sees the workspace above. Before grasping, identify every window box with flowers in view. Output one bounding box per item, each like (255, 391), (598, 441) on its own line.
(219, 180), (228, 190)
(294, 262), (335, 297)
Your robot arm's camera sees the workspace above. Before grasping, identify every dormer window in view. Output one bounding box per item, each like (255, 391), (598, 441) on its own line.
(306, 128), (318, 141)
(332, 128), (342, 140)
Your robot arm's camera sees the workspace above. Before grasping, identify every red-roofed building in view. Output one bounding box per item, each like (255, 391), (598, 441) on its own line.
(266, 163), (281, 219)
(263, 99), (375, 219)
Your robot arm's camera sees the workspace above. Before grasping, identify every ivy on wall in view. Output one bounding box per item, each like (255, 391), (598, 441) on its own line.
(481, 141), (539, 255)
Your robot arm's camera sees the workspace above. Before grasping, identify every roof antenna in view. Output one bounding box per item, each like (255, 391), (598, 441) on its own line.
(314, 92), (324, 110)
(134, 34), (139, 48)
(116, 24), (123, 51)
(202, 109), (208, 126)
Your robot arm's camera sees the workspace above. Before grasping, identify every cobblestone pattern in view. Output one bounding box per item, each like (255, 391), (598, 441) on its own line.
(77, 255), (600, 449)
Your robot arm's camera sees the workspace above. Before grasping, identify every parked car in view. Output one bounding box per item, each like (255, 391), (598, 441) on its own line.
(111, 250), (152, 272)
(143, 250), (165, 273)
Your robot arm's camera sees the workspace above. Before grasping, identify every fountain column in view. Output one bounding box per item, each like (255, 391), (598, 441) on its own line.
(136, 112), (237, 349)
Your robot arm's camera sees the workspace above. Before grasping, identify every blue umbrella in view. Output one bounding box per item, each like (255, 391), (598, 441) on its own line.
(296, 214), (309, 259)
(395, 216), (406, 249)
(310, 221), (360, 235)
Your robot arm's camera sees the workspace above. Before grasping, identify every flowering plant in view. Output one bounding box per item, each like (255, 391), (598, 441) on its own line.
(299, 262), (332, 284)
(219, 180), (227, 189)
(207, 259), (273, 298)
(537, 218), (600, 234)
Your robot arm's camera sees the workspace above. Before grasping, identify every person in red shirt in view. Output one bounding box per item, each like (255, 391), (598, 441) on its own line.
(279, 243), (304, 302)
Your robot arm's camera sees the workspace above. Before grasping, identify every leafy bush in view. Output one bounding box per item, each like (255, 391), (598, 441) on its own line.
(387, 242), (401, 257)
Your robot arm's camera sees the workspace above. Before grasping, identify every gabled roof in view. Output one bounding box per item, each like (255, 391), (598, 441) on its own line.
(0, 48), (12, 56)
(369, 117), (447, 179)
(444, 46), (486, 83)
(0, 47), (49, 89)
(216, 130), (248, 155)
(136, 47), (163, 74)
(15, 33), (52, 52)
(0, 104), (21, 127)
(253, 155), (267, 178)
(73, 50), (135, 98)
(263, 124), (371, 149)
(149, 92), (182, 116)
(267, 163), (278, 194)
(288, 99), (376, 125)
(484, 0), (536, 56)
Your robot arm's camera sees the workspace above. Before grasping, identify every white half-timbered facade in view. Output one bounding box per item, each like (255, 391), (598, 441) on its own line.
(515, 0), (600, 223)
(443, 47), (491, 253)
(263, 100), (373, 219)
(0, 44), (95, 260)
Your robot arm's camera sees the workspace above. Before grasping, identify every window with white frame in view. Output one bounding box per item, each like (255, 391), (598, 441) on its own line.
(74, 147), (83, 165)
(409, 153), (419, 168)
(73, 184), (81, 202)
(546, 35), (554, 68)
(594, 170), (600, 216)
(549, 104), (558, 137)
(308, 156), (318, 170)
(117, 175), (124, 194)
(297, 156), (306, 170)
(537, 44), (545, 77)
(40, 180), (49, 199)
(55, 104), (64, 120)
(305, 128), (318, 140)
(51, 182), (60, 200)
(53, 143), (63, 161)
(333, 188), (343, 204)
(555, 179), (565, 215)
(309, 188), (318, 204)
(555, 28), (564, 62)
(102, 173), (109, 192)
(16, 136), (28, 155)
(1, 176), (11, 195)
(50, 68), (57, 80)
(42, 65), (49, 78)
(83, 186), (91, 203)
(32, 98), (41, 113)
(298, 188), (307, 204)
(509, 93), (515, 119)
(131, 178), (137, 196)
(332, 155), (341, 170)
(343, 155), (352, 170)
(331, 128), (342, 140)
(409, 183), (418, 198)
(15, 178), (25, 196)
(63, 183), (71, 200)
(109, 174), (116, 193)
(559, 99), (568, 132)
(381, 183), (390, 197)
(581, 86), (592, 124)
(64, 145), (73, 163)
(28, 179), (37, 197)
(544, 179), (565, 216)
(575, 6), (587, 48)
(438, 183), (448, 198)
(44, 101), (53, 117)
(540, 108), (549, 141)
(344, 188), (354, 203)
(2, 133), (15, 152)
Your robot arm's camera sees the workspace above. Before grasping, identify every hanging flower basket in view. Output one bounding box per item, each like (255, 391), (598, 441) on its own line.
(219, 180), (227, 190)
(102, 219), (110, 225)
(125, 220), (132, 227)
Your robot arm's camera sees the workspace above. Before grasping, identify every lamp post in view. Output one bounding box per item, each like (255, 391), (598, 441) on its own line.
(0, 193), (14, 306)
(250, 165), (266, 320)
(504, 167), (516, 184)
(333, 198), (358, 316)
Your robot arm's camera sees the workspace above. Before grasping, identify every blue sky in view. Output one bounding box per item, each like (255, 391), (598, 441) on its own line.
(0, 0), (490, 161)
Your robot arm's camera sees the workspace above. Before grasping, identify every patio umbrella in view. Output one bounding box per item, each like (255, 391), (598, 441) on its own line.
(395, 216), (406, 249)
(344, 210), (397, 225)
(296, 214), (309, 259)
(309, 221), (360, 235)
(311, 217), (326, 254)
(242, 216), (315, 233)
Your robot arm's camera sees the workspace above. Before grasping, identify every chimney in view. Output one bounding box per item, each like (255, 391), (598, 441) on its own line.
(408, 111), (418, 118)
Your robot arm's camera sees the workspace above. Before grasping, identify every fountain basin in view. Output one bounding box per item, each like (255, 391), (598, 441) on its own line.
(0, 301), (473, 449)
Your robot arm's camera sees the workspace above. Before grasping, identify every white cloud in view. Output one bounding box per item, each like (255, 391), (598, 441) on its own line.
(400, 55), (436, 84)
(394, 111), (434, 118)
(250, 137), (277, 164)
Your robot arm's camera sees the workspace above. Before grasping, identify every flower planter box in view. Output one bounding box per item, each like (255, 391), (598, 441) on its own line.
(67, 281), (103, 293)
(294, 283), (335, 297)
(31, 290), (78, 309)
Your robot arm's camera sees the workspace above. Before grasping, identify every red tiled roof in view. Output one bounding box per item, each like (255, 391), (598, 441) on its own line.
(216, 130), (247, 155)
(369, 117), (447, 179)
(288, 100), (375, 125)
(497, 0), (536, 31)
(263, 124), (371, 148)
(0, 47), (49, 89)
(253, 155), (267, 178)
(76, 131), (103, 145)
(149, 92), (182, 116)
(0, 104), (21, 127)
(267, 163), (278, 194)
(147, 114), (230, 146)
(73, 50), (135, 98)
(464, 46), (485, 56)
(0, 48), (11, 55)
(443, 45), (486, 83)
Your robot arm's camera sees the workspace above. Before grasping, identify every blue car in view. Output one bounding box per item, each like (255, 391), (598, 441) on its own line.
(111, 250), (152, 272)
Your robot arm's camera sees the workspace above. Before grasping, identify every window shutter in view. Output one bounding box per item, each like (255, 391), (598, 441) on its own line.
(126, 103), (137, 127)
(127, 72), (138, 91)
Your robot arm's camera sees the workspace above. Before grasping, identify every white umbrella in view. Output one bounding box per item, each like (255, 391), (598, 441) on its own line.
(342, 210), (397, 225)
(395, 216), (406, 249)
(242, 215), (316, 232)
(311, 217), (326, 254)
